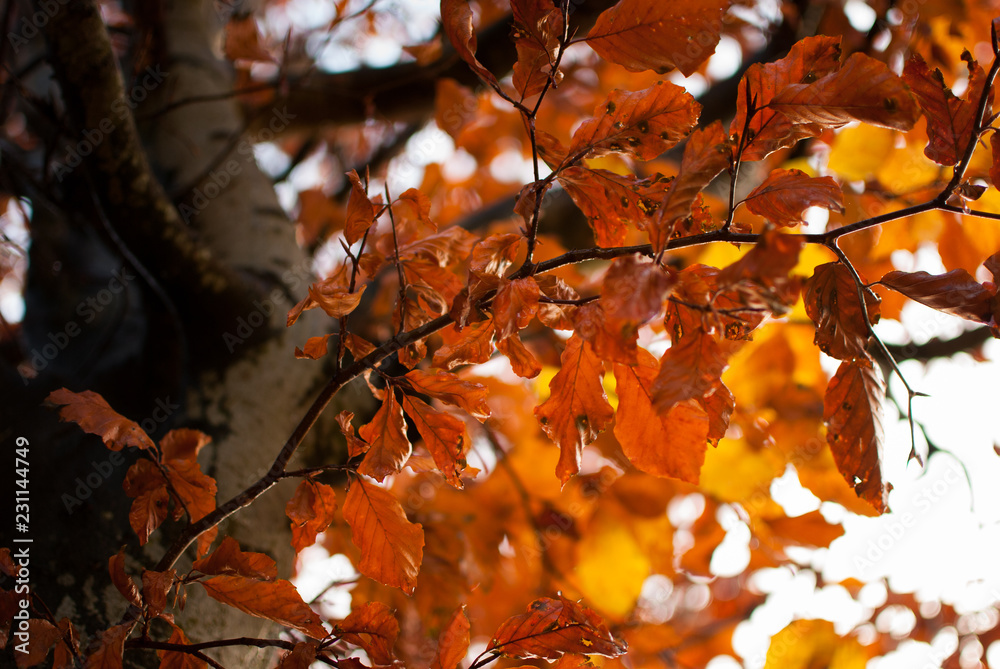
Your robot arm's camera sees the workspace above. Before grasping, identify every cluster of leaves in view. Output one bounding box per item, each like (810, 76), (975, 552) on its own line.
(6, 0), (1000, 668)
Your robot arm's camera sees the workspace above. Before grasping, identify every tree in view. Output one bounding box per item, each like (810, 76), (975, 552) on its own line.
(2, 0), (1000, 667)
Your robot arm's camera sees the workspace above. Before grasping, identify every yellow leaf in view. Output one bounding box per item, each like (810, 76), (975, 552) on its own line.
(574, 512), (649, 619)
(828, 125), (895, 181)
(764, 619), (868, 669)
(699, 437), (785, 511)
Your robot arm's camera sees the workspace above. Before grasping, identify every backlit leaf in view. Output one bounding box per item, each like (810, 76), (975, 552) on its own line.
(743, 169), (844, 227)
(600, 254), (674, 325)
(492, 277), (540, 341)
(432, 606), (471, 669)
(286, 479), (339, 552)
(140, 569), (175, 620)
(358, 390), (412, 482)
(586, 0), (730, 76)
(824, 361), (889, 514)
(108, 549), (141, 608)
(343, 476), (425, 594)
(497, 333), (543, 378)
(403, 369), (491, 421)
(487, 596), (627, 659)
(805, 262), (879, 361)
(432, 318), (495, 370)
(401, 394), (469, 488)
(878, 268), (994, 323)
(764, 619), (868, 669)
(199, 575), (327, 639)
(192, 536), (278, 580)
(334, 602), (399, 665)
(47, 389), (155, 451)
(558, 167), (672, 247)
(567, 83), (700, 162)
(276, 642), (318, 669)
(652, 332), (730, 414)
(162, 459), (217, 556)
(294, 334), (334, 360)
(613, 349), (710, 483)
(439, 0), (500, 88)
(535, 335), (615, 483)
(335, 410), (369, 459)
(122, 460), (169, 545)
(510, 0), (564, 99)
(344, 170), (376, 245)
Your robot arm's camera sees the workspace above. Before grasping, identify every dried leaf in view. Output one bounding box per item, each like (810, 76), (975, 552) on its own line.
(400, 394), (469, 488)
(600, 254), (674, 325)
(157, 623), (206, 669)
(358, 390), (412, 481)
(294, 334), (334, 360)
(276, 642), (318, 669)
(586, 0), (730, 76)
(141, 569), (175, 620)
(122, 460), (169, 545)
(558, 168), (672, 247)
(286, 480), (339, 552)
(108, 549), (141, 608)
(199, 576), (326, 638)
(496, 333), (543, 378)
(335, 411), (369, 458)
(493, 277), (540, 341)
(568, 83), (700, 162)
(162, 459), (217, 556)
(47, 389), (155, 451)
(487, 596), (627, 659)
(343, 476), (425, 594)
(652, 333), (730, 414)
(743, 169), (844, 226)
(432, 606), (471, 669)
(334, 602), (399, 665)
(878, 269), (994, 323)
(403, 369), (491, 421)
(83, 623), (130, 669)
(159, 429), (211, 464)
(433, 318), (495, 370)
(192, 536), (278, 581)
(510, 0), (564, 98)
(613, 349), (710, 483)
(535, 335), (614, 483)
(824, 361), (889, 514)
(769, 53), (920, 131)
(345, 170), (376, 245)
(805, 262), (879, 361)
(15, 619), (62, 669)
(440, 0), (500, 87)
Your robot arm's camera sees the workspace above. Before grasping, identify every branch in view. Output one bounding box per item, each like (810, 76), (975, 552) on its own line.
(39, 0), (265, 348)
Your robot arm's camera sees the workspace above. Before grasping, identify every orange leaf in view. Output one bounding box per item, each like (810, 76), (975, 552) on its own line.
(199, 576), (326, 638)
(824, 361), (889, 514)
(568, 83), (700, 162)
(108, 549), (140, 608)
(648, 121), (729, 252)
(47, 389), (155, 451)
(715, 230), (804, 314)
(358, 390), (412, 481)
(878, 268), (994, 323)
(334, 602), (399, 665)
(469, 233), (522, 299)
(572, 300), (639, 365)
(991, 133), (1000, 190)
(535, 335), (614, 483)
(122, 460), (169, 545)
(769, 52), (920, 131)
(586, 0), (729, 76)
(487, 596), (627, 659)
(433, 318), (495, 370)
(342, 476), (425, 594)
(767, 510), (844, 549)
(510, 0), (564, 98)
(141, 569), (175, 620)
(558, 168), (672, 247)
(493, 277), (540, 341)
(903, 52), (992, 166)
(335, 410), (369, 459)
(496, 332), (543, 378)
(192, 536), (278, 581)
(157, 624), (206, 669)
(805, 262), (879, 361)
(163, 459), (217, 556)
(14, 619), (62, 669)
(403, 369), (491, 421)
(600, 254), (674, 325)
(52, 619), (79, 669)
(732, 35), (842, 161)
(286, 479), (339, 552)
(401, 394), (470, 488)
(440, 0), (500, 88)
(652, 332), (730, 414)
(159, 429), (211, 464)
(344, 170), (376, 245)
(277, 642), (319, 669)
(294, 334), (334, 360)
(613, 349), (709, 483)
(743, 169), (844, 226)
(83, 623), (130, 669)
(432, 606), (471, 669)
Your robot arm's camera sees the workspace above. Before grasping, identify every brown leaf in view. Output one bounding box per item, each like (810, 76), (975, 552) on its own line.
(648, 121), (729, 252)
(358, 390), (412, 481)
(537, 276), (580, 330)
(432, 606), (471, 669)
(469, 233), (522, 299)
(83, 623), (131, 669)
(439, 0), (499, 87)
(141, 569), (176, 620)
(15, 619), (62, 669)
(343, 476), (425, 594)
(510, 0), (564, 98)
(715, 230), (804, 314)
(613, 349), (709, 483)
(493, 277), (540, 341)
(277, 642), (319, 669)
(805, 262), (879, 361)
(600, 254), (674, 325)
(878, 269), (994, 323)
(294, 334), (335, 360)
(769, 52), (920, 131)
(535, 335), (615, 483)
(52, 619), (79, 669)
(558, 168), (672, 248)
(157, 624), (206, 669)
(47, 389), (155, 451)
(568, 83), (700, 162)
(403, 369), (491, 421)
(400, 394), (470, 488)
(586, 0), (729, 76)
(743, 169), (844, 226)
(824, 361), (889, 514)
(652, 332), (730, 414)
(159, 429), (211, 464)
(163, 459), (217, 557)
(903, 52), (992, 166)
(991, 133), (1000, 190)
(732, 35), (842, 161)
(334, 602), (399, 665)
(433, 318), (495, 370)
(122, 460), (169, 545)
(487, 596), (627, 659)
(335, 411), (369, 459)
(192, 536), (278, 581)
(286, 480), (339, 552)
(200, 576), (326, 638)
(572, 300), (639, 366)
(224, 15), (272, 62)
(344, 170), (376, 245)
(109, 549), (141, 608)
(496, 333), (543, 378)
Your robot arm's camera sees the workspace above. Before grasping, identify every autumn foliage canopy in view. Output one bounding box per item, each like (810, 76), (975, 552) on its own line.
(4, 0), (1000, 668)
